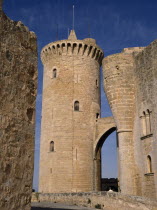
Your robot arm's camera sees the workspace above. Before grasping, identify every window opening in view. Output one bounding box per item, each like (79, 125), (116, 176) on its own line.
(96, 113), (99, 119)
(74, 101), (79, 111)
(53, 69), (57, 78)
(140, 110), (152, 138)
(96, 80), (98, 87)
(50, 141), (54, 152)
(147, 155), (152, 173)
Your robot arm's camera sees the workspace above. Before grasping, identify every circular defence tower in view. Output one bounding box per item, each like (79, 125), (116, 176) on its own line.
(39, 30), (104, 193)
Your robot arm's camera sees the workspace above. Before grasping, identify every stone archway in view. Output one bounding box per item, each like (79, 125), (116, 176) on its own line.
(93, 117), (116, 191)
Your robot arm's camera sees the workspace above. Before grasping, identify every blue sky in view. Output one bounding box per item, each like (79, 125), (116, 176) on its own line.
(3, 0), (157, 191)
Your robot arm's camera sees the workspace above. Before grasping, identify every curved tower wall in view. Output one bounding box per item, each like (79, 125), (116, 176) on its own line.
(39, 34), (103, 193)
(102, 49), (138, 195)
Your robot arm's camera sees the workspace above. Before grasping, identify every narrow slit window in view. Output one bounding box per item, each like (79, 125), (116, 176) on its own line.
(147, 155), (152, 173)
(96, 113), (99, 119)
(74, 101), (79, 111)
(146, 109), (151, 134)
(141, 111), (146, 136)
(50, 141), (54, 152)
(96, 80), (98, 87)
(53, 69), (57, 78)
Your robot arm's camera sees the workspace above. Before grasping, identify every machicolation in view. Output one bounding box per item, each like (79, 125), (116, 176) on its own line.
(41, 39), (103, 65)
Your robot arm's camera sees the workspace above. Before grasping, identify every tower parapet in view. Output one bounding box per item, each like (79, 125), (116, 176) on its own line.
(41, 30), (104, 65)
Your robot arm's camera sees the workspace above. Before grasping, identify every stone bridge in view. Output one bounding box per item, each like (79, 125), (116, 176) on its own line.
(94, 116), (116, 157)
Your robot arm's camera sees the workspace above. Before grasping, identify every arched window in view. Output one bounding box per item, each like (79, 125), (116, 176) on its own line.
(53, 69), (57, 78)
(50, 141), (54, 152)
(74, 101), (79, 111)
(141, 111), (146, 136)
(147, 155), (152, 173)
(140, 109), (152, 138)
(146, 109), (151, 134)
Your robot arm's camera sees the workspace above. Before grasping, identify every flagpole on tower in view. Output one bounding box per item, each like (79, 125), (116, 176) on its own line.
(73, 5), (75, 30)
(56, 23), (58, 40)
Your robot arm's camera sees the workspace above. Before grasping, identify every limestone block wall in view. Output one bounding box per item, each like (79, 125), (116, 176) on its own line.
(39, 34), (103, 193)
(32, 192), (157, 210)
(93, 117), (116, 191)
(133, 40), (157, 198)
(0, 6), (37, 210)
(95, 116), (116, 144)
(102, 48), (143, 195)
(102, 43), (157, 198)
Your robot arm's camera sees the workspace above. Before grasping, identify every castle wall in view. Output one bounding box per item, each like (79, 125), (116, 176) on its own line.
(39, 37), (103, 193)
(32, 192), (157, 210)
(0, 5), (37, 210)
(102, 42), (157, 198)
(133, 40), (157, 198)
(102, 49), (142, 195)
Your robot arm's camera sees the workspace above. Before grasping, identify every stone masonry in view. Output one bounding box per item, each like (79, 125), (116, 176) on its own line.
(102, 48), (143, 195)
(39, 30), (107, 193)
(133, 41), (157, 198)
(103, 43), (157, 198)
(32, 192), (157, 210)
(39, 26), (157, 198)
(1, 0), (157, 208)
(0, 2), (37, 210)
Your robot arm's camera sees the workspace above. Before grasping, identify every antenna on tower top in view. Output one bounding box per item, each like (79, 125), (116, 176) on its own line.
(73, 5), (75, 30)
(88, 21), (91, 38)
(56, 23), (59, 40)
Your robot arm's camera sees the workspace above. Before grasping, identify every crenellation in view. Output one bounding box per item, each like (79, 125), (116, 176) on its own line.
(41, 39), (103, 65)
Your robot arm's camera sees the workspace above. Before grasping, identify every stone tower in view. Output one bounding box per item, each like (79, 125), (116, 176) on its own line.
(102, 46), (157, 197)
(102, 51), (137, 195)
(39, 30), (104, 193)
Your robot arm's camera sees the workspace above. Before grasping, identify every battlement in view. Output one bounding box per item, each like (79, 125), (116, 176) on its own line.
(122, 47), (145, 54)
(41, 39), (104, 65)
